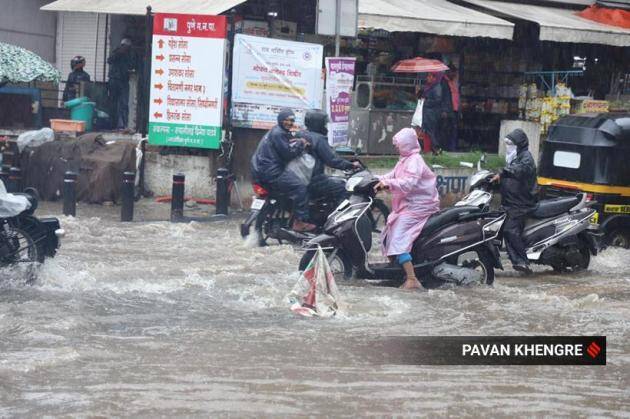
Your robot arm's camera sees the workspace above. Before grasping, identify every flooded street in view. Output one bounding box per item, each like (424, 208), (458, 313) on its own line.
(1, 200), (629, 417)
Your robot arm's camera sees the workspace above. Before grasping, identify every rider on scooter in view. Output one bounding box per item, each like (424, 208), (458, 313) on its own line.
(374, 128), (441, 290)
(491, 128), (537, 274)
(251, 108), (316, 232)
(301, 110), (361, 204)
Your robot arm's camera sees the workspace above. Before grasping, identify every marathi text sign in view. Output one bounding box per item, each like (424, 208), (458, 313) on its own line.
(232, 34), (324, 129)
(148, 13), (226, 149)
(325, 57), (355, 145)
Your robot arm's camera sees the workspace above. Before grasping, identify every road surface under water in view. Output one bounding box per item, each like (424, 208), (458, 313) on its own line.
(1, 201), (629, 416)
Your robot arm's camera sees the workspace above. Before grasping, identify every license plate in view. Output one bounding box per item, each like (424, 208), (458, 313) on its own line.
(251, 198), (265, 210)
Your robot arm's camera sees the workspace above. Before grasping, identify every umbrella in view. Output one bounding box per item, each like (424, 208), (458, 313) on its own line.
(0, 42), (61, 84)
(391, 57), (449, 73)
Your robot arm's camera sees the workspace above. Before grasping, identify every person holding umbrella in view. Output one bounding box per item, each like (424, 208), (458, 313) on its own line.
(391, 57), (453, 154)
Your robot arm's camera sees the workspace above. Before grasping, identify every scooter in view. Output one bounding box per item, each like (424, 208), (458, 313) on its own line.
(299, 170), (506, 288)
(1, 183), (63, 268)
(456, 170), (602, 272)
(241, 164), (390, 247)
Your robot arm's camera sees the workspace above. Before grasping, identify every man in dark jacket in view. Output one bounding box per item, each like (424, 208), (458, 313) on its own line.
(492, 128), (537, 274)
(251, 109), (315, 232)
(300, 110), (359, 204)
(107, 38), (135, 130)
(62, 56), (91, 102)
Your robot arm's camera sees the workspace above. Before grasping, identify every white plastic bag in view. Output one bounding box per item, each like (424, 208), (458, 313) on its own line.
(0, 180), (30, 218)
(287, 246), (341, 318)
(411, 99), (424, 128)
(16, 128), (54, 152)
(286, 152), (316, 186)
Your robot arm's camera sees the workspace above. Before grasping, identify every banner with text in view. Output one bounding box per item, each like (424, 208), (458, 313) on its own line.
(325, 57), (355, 146)
(232, 34), (324, 130)
(148, 13), (226, 149)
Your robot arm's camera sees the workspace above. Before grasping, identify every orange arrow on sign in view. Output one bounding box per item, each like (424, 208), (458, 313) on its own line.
(158, 39), (164, 49)
(154, 83), (163, 90)
(155, 54), (165, 61)
(155, 68), (164, 76)
(154, 112), (163, 119)
(153, 98), (163, 105)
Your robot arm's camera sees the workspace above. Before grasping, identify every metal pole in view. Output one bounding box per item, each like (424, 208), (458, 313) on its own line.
(63, 171), (77, 217)
(7, 167), (21, 193)
(223, 11), (236, 170)
(335, 0), (341, 57)
(140, 6), (153, 136)
(215, 168), (229, 216)
(170, 173), (185, 222)
(121, 171), (135, 222)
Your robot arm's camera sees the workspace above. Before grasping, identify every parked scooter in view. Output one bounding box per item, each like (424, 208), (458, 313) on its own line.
(456, 170), (601, 272)
(241, 161), (390, 247)
(299, 170), (506, 288)
(0, 183), (63, 268)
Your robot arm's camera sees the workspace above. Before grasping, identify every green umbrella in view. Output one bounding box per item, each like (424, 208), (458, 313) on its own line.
(0, 42), (61, 84)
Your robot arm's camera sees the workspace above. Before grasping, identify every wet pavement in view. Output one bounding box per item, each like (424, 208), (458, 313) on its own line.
(1, 199), (629, 416)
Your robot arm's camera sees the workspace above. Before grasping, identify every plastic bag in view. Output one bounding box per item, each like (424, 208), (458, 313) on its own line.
(287, 247), (342, 318)
(0, 180), (30, 218)
(16, 127), (54, 152)
(286, 152), (316, 186)
(411, 99), (424, 127)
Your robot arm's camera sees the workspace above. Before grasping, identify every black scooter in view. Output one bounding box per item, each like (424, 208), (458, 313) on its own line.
(299, 170), (506, 287)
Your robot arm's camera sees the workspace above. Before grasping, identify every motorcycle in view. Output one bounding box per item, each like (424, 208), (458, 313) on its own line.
(455, 169), (602, 272)
(0, 183), (63, 269)
(299, 170), (506, 288)
(241, 163), (390, 247)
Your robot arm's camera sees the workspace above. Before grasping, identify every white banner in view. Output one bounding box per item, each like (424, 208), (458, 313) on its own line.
(232, 34), (324, 129)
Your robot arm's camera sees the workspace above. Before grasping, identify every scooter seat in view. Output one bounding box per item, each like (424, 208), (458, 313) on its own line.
(420, 206), (480, 238)
(531, 196), (580, 219)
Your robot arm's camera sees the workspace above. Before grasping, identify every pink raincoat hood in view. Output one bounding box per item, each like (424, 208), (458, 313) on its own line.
(393, 128), (421, 157)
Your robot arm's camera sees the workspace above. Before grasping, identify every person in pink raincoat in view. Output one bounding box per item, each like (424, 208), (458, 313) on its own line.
(374, 127), (440, 289)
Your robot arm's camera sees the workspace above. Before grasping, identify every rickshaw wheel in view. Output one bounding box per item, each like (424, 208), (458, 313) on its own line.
(608, 229), (630, 249)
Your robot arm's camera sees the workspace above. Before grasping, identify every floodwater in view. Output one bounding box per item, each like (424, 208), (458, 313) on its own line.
(1, 200), (629, 417)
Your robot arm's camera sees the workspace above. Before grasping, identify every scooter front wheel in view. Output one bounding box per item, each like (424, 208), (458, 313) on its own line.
(298, 249), (353, 280)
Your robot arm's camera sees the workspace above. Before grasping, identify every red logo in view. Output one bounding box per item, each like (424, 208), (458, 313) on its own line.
(586, 342), (601, 358)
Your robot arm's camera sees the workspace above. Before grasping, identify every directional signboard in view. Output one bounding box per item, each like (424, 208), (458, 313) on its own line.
(148, 13), (226, 149)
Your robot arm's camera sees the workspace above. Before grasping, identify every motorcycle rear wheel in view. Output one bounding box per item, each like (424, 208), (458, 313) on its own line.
(0, 226), (43, 267)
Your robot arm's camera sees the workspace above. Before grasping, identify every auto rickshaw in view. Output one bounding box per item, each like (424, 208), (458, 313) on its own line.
(538, 113), (630, 248)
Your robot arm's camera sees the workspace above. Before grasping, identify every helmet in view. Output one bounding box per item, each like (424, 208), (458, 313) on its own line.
(304, 110), (329, 136)
(70, 56), (85, 70)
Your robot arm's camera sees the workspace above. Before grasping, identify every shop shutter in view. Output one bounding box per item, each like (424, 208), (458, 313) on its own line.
(56, 12), (109, 83)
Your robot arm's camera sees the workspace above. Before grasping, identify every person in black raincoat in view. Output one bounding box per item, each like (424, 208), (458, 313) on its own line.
(251, 109), (316, 232)
(107, 38), (135, 130)
(62, 56), (91, 102)
(492, 128), (538, 274)
(300, 110), (360, 204)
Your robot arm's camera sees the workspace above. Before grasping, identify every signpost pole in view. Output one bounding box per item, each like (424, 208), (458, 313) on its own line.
(335, 0), (341, 57)
(141, 6), (153, 136)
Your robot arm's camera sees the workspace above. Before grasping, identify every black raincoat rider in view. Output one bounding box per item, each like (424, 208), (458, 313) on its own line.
(300, 110), (359, 204)
(492, 128), (537, 274)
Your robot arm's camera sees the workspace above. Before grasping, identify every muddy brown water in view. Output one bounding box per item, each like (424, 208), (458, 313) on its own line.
(1, 201), (628, 416)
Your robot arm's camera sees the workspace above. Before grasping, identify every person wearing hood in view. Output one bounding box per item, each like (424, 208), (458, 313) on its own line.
(251, 109), (315, 232)
(491, 128), (538, 274)
(300, 110), (360, 204)
(374, 128), (440, 289)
